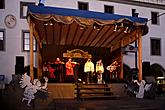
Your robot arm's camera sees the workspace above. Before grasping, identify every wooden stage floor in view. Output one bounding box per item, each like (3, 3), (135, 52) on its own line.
(47, 83), (127, 99)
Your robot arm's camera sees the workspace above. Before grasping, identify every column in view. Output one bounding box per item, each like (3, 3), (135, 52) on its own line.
(137, 29), (142, 80)
(29, 21), (34, 80)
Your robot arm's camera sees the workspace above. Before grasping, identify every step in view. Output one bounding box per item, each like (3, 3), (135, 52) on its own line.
(76, 83), (107, 86)
(75, 91), (114, 95)
(78, 95), (119, 100)
(76, 87), (111, 90)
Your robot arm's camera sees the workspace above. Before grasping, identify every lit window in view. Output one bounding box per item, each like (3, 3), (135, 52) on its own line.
(0, 0), (5, 9)
(20, 2), (35, 19)
(104, 5), (114, 14)
(0, 30), (5, 51)
(151, 12), (159, 25)
(22, 30), (37, 52)
(78, 2), (88, 10)
(151, 38), (161, 56)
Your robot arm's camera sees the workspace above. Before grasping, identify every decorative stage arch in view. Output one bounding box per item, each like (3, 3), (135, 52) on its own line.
(63, 49), (92, 58)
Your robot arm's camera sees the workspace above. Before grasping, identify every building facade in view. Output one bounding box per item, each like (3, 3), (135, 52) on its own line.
(0, 0), (165, 83)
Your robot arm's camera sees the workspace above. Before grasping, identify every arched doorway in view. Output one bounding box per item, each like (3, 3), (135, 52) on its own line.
(150, 63), (165, 77)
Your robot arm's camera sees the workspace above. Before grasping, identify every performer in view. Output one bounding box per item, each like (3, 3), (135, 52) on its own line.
(42, 61), (49, 77)
(106, 61), (119, 79)
(71, 59), (80, 82)
(96, 59), (104, 84)
(65, 58), (75, 76)
(54, 58), (64, 82)
(48, 64), (55, 79)
(84, 59), (94, 83)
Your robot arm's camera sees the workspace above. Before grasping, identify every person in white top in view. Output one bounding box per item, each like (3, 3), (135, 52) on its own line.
(84, 59), (94, 83)
(96, 59), (104, 84)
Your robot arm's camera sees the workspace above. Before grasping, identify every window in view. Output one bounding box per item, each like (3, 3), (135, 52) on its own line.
(151, 38), (161, 56)
(151, 12), (159, 25)
(78, 2), (88, 10)
(0, 0), (5, 9)
(0, 29), (5, 51)
(104, 5), (114, 14)
(22, 30), (37, 52)
(20, 2), (35, 19)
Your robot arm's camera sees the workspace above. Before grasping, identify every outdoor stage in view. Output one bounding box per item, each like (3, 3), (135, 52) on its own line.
(47, 83), (127, 99)
(48, 83), (75, 99)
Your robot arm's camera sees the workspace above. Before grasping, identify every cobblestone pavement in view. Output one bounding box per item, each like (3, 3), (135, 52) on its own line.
(1, 85), (165, 110)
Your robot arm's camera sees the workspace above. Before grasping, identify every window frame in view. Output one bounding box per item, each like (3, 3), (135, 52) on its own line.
(20, 2), (35, 19)
(104, 5), (114, 14)
(151, 11), (160, 25)
(22, 30), (37, 52)
(150, 38), (161, 56)
(78, 1), (89, 10)
(0, 0), (5, 9)
(0, 29), (6, 51)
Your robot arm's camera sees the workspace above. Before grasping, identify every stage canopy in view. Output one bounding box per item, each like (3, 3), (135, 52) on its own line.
(27, 5), (148, 52)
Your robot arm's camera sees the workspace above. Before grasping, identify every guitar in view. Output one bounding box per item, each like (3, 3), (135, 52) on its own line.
(106, 61), (120, 72)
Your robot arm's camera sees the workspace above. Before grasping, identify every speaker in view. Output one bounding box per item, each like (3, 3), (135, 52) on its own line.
(15, 64), (24, 74)
(16, 56), (24, 65)
(142, 62), (151, 77)
(15, 56), (24, 74)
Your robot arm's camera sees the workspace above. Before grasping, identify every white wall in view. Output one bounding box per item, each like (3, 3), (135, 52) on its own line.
(0, 0), (39, 83)
(0, 0), (165, 83)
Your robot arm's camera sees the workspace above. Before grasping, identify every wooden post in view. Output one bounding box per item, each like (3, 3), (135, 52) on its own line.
(120, 51), (123, 79)
(137, 29), (142, 81)
(119, 41), (123, 79)
(38, 42), (42, 79)
(29, 21), (34, 80)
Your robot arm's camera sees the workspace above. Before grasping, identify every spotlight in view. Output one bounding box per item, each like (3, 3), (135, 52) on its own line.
(80, 24), (86, 29)
(124, 27), (129, 33)
(93, 23), (101, 30)
(113, 25), (118, 32)
(49, 22), (53, 26)
(44, 21), (54, 26)
(121, 23), (124, 27)
(44, 23), (48, 26)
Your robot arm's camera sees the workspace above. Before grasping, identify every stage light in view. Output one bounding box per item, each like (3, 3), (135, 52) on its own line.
(124, 27), (129, 33)
(44, 23), (48, 26)
(121, 23), (124, 27)
(80, 24), (86, 29)
(44, 21), (54, 26)
(113, 24), (118, 32)
(49, 22), (53, 26)
(93, 23), (101, 30)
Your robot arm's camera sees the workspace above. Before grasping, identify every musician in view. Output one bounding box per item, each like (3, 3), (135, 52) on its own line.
(42, 61), (49, 77)
(48, 64), (55, 79)
(54, 58), (64, 82)
(106, 61), (119, 79)
(84, 59), (94, 83)
(96, 59), (104, 84)
(65, 58), (75, 76)
(54, 58), (62, 64)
